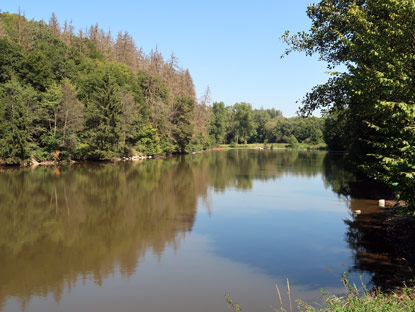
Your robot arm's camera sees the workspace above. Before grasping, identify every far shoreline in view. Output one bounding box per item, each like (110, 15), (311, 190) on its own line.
(0, 144), (329, 168)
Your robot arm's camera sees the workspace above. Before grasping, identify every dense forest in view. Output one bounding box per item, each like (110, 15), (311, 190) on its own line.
(0, 10), (325, 165)
(0, 10), (209, 163)
(283, 0), (415, 211)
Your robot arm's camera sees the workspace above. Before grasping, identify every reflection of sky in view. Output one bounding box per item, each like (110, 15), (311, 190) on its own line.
(2, 154), (373, 312)
(194, 176), (369, 291)
(4, 234), (351, 312)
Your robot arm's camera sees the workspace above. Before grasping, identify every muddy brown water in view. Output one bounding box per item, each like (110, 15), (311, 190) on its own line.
(0, 150), (408, 312)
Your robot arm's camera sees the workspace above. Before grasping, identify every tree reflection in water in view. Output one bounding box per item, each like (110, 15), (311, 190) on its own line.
(0, 158), (202, 309)
(322, 152), (415, 291)
(0, 150), (414, 310)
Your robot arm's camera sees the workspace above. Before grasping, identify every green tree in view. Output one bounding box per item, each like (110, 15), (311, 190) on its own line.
(39, 82), (63, 156)
(34, 38), (74, 82)
(20, 50), (53, 92)
(287, 134), (299, 148)
(283, 0), (415, 210)
(136, 70), (170, 138)
(252, 109), (271, 143)
(135, 125), (161, 155)
(233, 102), (255, 144)
(172, 96), (195, 152)
(265, 117), (294, 143)
(0, 78), (35, 164)
(59, 79), (84, 157)
(209, 101), (226, 145)
(323, 109), (350, 151)
(81, 68), (124, 159)
(0, 38), (23, 83)
(32, 79), (83, 160)
(293, 117), (324, 144)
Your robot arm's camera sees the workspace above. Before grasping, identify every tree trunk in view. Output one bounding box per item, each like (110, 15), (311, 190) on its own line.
(63, 110), (68, 142)
(53, 112), (57, 138)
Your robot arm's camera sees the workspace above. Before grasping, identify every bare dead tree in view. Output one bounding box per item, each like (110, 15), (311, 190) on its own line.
(194, 86), (211, 139)
(199, 86), (212, 107)
(113, 31), (139, 70)
(15, 8), (32, 50)
(49, 12), (61, 37)
(149, 46), (165, 76)
(100, 28), (113, 59)
(62, 19), (74, 46)
(183, 69), (196, 100)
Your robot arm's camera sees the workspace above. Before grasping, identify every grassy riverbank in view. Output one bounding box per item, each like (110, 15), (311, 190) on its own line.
(298, 276), (415, 312)
(226, 203), (415, 312)
(300, 286), (415, 312)
(228, 277), (415, 312)
(219, 142), (327, 150)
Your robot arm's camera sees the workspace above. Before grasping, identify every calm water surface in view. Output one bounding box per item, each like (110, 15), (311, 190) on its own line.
(0, 150), (401, 312)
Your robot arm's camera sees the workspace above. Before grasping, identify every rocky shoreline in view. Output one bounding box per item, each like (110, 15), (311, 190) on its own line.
(0, 154), (157, 168)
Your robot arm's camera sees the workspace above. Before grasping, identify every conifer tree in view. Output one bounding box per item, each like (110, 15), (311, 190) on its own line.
(172, 97), (195, 152)
(0, 78), (34, 164)
(49, 12), (60, 38)
(82, 68), (124, 159)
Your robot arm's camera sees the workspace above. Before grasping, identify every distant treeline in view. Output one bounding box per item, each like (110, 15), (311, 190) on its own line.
(209, 102), (324, 145)
(0, 11), (325, 165)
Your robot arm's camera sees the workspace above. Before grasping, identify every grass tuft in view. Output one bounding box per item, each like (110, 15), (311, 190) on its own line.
(227, 274), (415, 312)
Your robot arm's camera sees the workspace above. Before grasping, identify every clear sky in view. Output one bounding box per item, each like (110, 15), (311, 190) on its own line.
(1, 1), (330, 117)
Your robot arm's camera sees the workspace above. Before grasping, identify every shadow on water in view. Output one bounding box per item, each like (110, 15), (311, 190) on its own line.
(322, 152), (415, 291)
(344, 206), (415, 291)
(0, 150), (414, 310)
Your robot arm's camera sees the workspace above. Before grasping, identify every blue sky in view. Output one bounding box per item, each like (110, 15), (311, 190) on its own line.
(2, 1), (330, 117)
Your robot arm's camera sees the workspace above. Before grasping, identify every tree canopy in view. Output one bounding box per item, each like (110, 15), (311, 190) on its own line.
(283, 0), (415, 211)
(0, 11), (206, 163)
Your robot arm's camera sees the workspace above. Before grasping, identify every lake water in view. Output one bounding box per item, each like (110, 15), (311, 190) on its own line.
(0, 150), (402, 312)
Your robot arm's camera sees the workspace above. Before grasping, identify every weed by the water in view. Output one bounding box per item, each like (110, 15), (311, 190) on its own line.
(226, 274), (415, 312)
(225, 292), (241, 312)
